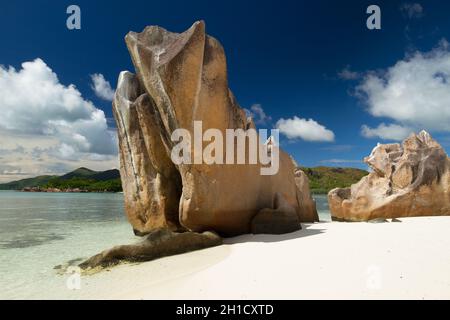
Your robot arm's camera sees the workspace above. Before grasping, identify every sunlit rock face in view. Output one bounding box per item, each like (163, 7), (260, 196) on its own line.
(329, 131), (450, 221)
(113, 21), (318, 236)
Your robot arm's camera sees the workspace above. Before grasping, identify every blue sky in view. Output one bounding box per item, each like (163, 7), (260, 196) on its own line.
(1, 0), (450, 182)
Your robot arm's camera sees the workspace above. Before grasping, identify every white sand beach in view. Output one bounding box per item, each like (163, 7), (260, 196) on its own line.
(48, 216), (450, 300)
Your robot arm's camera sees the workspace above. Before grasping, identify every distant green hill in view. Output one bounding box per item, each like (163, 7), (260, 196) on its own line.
(59, 167), (97, 180)
(301, 166), (369, 194)
(90, 169), (122, 181)
(59, 167), (120, 181)
(0, 168), (121, 192)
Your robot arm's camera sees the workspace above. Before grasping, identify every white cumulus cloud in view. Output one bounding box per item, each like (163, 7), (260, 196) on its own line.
(276, 116), (335, 142)
(361, 123), (413, 141)
(0, 59), (118, 182)
(357, 40), (450, 139)
(338, 66), (360, 80)
(0, 59), (117, 156)
(90, 73), (115, 101)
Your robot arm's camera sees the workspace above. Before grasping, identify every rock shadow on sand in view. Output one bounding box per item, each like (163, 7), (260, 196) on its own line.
(224, 223), (326, 244)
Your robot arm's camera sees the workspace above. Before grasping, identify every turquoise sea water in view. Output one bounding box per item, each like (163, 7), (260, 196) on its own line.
(315, 194), (332, 222)
(0, 191), (330, 299)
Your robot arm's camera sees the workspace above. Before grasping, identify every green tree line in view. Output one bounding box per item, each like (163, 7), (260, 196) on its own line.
(43, 177), (123, 192)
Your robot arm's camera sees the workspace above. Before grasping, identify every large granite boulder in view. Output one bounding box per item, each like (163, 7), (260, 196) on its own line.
(329, 131), (450, 221)
(113, 21), (318, 236)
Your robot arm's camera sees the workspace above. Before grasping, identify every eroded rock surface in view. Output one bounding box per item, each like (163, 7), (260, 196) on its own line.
(79, 229), (222, 269)
(329, 131), (450, 221)
(113, 21), (318, 236)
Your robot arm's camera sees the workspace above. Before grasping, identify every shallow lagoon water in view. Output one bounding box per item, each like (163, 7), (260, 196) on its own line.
(0, 191), (330, 299)
(0, 191), (137, 299)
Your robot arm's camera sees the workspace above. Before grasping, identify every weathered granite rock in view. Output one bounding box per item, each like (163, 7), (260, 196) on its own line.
(113, 71), (184, 233)
(294, 169), (319, 222)
(113, 21), (318, 236)
(329, 131), (450, 221)
(79, 229), (222, 269)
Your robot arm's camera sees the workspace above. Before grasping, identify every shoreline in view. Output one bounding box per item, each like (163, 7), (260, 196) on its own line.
(18, 188), (122, 194)
(52, 216), (450, 300)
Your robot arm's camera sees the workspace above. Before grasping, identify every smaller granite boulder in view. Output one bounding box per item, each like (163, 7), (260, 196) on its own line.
(329, 131), (450, 221)
(79, 229), (222, 269)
